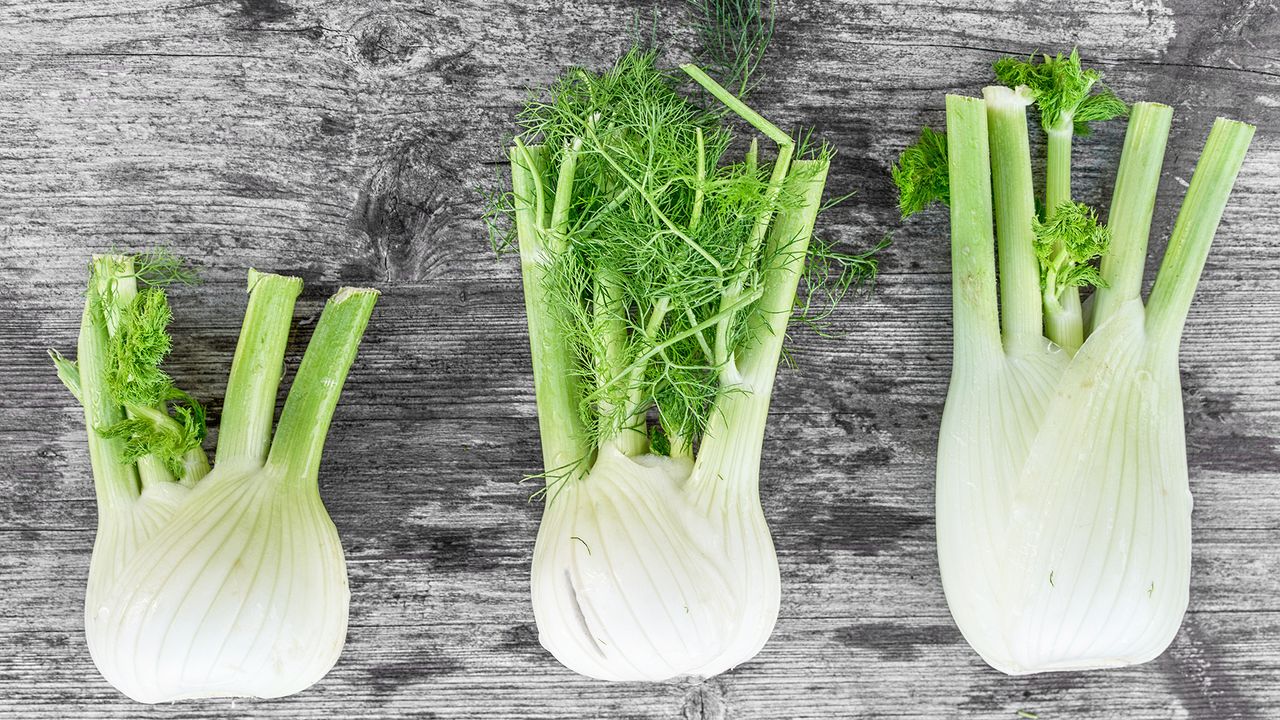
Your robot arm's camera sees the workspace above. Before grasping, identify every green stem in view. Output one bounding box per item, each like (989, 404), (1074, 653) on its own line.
(511, 145), (592, 476)
(670, 433), (693, 460)
(550, 138), (582, 234)
(685, 305), (715, 362)
(620, 296), (671, 439)
(984, 86), (1043, 350)
(690, 129), (706, 232)
(215, 269), (303, 467)
(1044, 123), (1083, 352)
(1146, 118), (1254, 343)
(944, 95), (1002, 358)
(683, 64), (797, 375)
(688, 361), (772, 500)
(95, 256), (176, 488)
(680, 64), (795, 149)
(576, 186), (632, 236)
(1091, 102), (1173, 332)
(588, 288), (763, 404)
(736, 158), (828, 389)
(1043, 292), (1083, 353)
(75, 282), (140, 510)
(712, 300), (731, 369)
(513, 137), (547, 231)
(1045, 125), (1074, 214)
(266, 287), (378, 487)
(594, 271), (643, 456)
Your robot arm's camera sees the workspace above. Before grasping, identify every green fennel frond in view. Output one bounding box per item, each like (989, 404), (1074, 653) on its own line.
(993, 48), (1127, 134)
(63, 253), (210, 481)
(525, 455), (594, 505)
(480, 182), (517, 256)
(1034, 201), (1111, 303)
(1072, 89), (1128, 136)
(106, 288), (175, 408)
(100, 388), (206, 478)
(797, 233), (888, 335)
(892, 126), (949, 218)
(131, 248), (199, 287)
(690, 0), (775, 98)
(503, 50), (866, 450)
(647, 423), (672, 456)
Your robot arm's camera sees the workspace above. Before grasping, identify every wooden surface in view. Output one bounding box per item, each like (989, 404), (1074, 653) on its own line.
(1, 0), (1277, 717)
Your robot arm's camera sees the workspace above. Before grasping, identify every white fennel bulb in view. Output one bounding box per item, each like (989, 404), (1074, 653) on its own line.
(53, 256), (377, 702)
(495, 54), (876, 681)
(531, 381), (780, 681)
(903, 82), (1252, 674)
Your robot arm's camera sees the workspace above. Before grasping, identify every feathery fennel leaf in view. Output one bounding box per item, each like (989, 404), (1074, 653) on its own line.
(506, 50), (825, 445)
(105, 288), (175, 408)
(1033, 201), (1112, 304)
(59, 253), (210, 483)
(690, 0), (775, 98)
(100, 388), (207, 478)
(891, 126), (949, 218)
(131, 248), (199, 288)
(993, 49), (1127, 134)
(1073, 88), (1127, 136)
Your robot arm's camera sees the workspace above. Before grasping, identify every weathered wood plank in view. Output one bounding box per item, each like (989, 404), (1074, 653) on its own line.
(0, 612), (1276, 719)
(1, 0), (1278, 717)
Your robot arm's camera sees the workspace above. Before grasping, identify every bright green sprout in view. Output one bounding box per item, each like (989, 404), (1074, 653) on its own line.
(993, 48), (1127, 136)
(891, 126), (949, 218)
(1033, 200), (1112, 308)
(647, 423), (672, 457)
(105, 288), (174, 407)
(98, 389), (206, 478)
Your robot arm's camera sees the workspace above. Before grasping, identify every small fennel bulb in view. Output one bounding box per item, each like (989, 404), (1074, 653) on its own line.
(896, 62), (1253, 674)
(491, 52), (877, 681)
(51, 255), (377, 702)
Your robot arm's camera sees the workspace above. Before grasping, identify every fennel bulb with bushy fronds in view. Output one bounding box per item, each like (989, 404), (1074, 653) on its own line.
(51, 255), (377, 702)
(489, 52), (878, 681)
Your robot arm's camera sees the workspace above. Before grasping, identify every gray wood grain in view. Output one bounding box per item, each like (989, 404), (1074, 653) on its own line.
(1, 0), (1277, 717)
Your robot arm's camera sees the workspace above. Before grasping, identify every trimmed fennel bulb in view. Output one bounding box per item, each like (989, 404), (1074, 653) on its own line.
(492, 52), (876, 681)
(52, 255), (377, 702)
(898, 77), (1251, 674)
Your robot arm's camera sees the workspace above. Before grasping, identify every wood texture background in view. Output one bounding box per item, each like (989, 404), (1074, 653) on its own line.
(1, 0), (1277, 717)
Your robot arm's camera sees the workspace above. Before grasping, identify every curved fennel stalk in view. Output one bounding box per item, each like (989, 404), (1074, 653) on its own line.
(63, 260), (377, 702)
(936, 95), (1253, 673)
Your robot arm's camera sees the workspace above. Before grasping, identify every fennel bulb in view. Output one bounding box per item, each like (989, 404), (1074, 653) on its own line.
(898, 71), (1252, 673)
(491, 52), (876, 681)
(52, 255), (377, 702)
